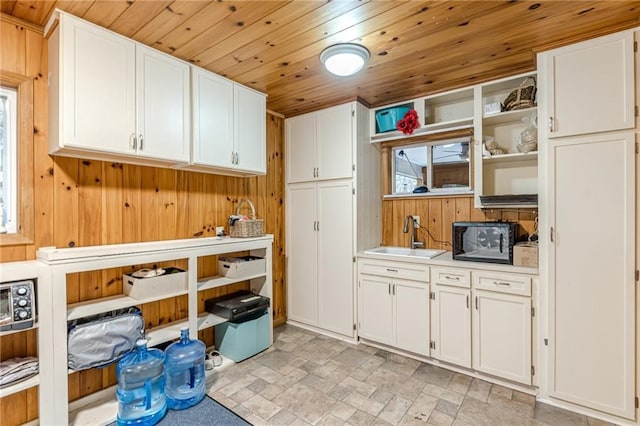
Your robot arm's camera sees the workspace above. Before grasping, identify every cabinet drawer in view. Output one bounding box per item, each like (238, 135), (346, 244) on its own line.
(472, 271), (532, 296)
(432, 267), (471, 288)
(359, 259), (429, 282)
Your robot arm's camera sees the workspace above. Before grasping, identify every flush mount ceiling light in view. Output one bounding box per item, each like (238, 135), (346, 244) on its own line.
(320, 43), (370, 77)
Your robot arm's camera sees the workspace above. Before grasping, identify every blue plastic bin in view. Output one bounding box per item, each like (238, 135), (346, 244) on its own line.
(214, 311), (270, 362)
(375, 104), (411, 133)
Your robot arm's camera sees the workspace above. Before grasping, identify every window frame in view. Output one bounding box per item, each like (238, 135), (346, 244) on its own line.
(0, 71), (34, 246)
(384, 131), (473, 198)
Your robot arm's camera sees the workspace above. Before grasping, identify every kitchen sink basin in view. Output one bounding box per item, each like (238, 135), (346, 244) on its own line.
(363, 246), (446, 259)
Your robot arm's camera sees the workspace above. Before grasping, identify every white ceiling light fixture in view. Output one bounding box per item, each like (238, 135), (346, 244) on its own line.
(320, 43), (370, 77)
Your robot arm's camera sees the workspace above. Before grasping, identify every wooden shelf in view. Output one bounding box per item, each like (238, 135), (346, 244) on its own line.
(67, 290), (189, 321)
(483, 151), (538, 164)
(0, 374), (39, 397)
(197, 273), (266, 292)
(370, 118), (473, 143)
(483, 107), (537, 125)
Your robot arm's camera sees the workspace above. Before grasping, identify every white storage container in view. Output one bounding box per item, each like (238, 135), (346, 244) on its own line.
(123, 267), (187, 299)
(218, 256), (265, 278)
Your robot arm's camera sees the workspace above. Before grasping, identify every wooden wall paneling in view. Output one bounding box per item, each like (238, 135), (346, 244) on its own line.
(0, 392), (27, 425)
(426, 198), (443, 250)
(440, 198), (456, 249)
(381, 200), (393, 246)
(78, 159), (103, 303)
(0, 16), (26, 73)
(8, 1), (56, 28)
(42, 1), (94, 26)
(122, 164), (142, 244)
(0, 2), (16, 15)
(80, 1), (135, 30)
(25, 386), (38, 421)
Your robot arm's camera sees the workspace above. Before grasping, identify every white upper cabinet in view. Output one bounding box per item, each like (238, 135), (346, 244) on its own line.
(135, 45), (190, 163)
(543, 31), (635, 138)
(48, 11), (190, 166)
(234, 84), (266, 174)
(286, 103), (353, 183)
(191, 68), (234, 169)
(191, 68), (266, 175)
(49, 12), (136, 157)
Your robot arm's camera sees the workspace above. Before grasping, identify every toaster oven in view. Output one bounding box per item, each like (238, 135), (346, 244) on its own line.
(0, 279), (36, 331)
(452, 221), (519, 264)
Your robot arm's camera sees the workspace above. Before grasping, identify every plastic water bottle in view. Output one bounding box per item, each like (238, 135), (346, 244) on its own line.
(116, 339), (167, 426)
(164, 327), (206, 410)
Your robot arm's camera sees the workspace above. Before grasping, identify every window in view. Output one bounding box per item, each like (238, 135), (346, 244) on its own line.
(0, 86), (17, 234)
(392, 138), (471, 195)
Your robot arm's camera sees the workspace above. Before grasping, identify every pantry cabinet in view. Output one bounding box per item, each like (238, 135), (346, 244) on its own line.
(286, 103), (354, 183)
(538, 27), (637, 420)
(287, 180), (354, 337)
(190, 68), (266, 175)
(358, 258), (430, 356)
(286, 102), (380, 340)
(544, 31), (635, 138)
(47, 11), (190, 166)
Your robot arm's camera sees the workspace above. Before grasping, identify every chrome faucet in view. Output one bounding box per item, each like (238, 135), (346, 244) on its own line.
(403, 215), (424, 250)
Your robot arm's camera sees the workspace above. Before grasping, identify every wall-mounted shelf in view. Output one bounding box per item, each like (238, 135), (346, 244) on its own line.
(197, 272), (266, 292)
(0, 374), (40, 398)
(483, 151), (538, 164)
(483, 107), (537, 126)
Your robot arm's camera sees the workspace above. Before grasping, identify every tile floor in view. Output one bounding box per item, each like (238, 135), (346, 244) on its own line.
(206, 325), (614, 426)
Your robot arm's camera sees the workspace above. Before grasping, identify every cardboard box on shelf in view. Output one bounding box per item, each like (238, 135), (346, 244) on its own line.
(513, 243), (538, 267)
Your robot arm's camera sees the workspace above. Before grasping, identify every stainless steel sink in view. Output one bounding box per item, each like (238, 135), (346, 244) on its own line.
(363, 246), (446, 259)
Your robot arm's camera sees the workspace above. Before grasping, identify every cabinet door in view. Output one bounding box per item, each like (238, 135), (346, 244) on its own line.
(234, 84), (266, 174)
(545, 31), (634, 138)
(394, 279), (429, 356)
(548, 132), (635, 418)
(472, 290), (531, 385)
(316, 103), (353, 180)
(286, 113), (316, 183)
(358, 274), (393, 345)
(432, 284), (471, 368)
(191, 68), (234, 168)
(317, 180), (354, 337)
(136, 45), (190, 163)
(286, 183), (318, 326)
(60, 14), (136, 154)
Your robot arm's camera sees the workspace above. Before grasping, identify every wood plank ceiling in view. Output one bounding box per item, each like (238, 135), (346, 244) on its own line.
(3, 1), (640, 117)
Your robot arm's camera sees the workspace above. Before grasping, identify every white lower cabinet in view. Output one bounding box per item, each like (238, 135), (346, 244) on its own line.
(472, 271), (532, 385)
(358, 259), (430, 356)
(359, 258), (536, 386)
(431, 267), (472, 368)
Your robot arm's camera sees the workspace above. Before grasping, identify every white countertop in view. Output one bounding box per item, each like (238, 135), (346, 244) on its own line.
(357, 249), (538, 275)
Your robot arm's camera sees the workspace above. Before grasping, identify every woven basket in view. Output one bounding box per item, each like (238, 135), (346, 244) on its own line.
(502, 77), (537, 111)
(230, 199), (264, 238)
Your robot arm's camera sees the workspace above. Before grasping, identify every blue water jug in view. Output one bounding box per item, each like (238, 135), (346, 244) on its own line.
(164, 327), (206, 410)
(116, 339), (167, 426)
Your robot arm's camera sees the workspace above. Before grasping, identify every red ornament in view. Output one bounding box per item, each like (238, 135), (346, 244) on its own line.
(396, 109), (420, 135)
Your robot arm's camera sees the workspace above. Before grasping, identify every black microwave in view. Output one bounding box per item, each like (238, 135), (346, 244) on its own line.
(452, 221), (519, 264)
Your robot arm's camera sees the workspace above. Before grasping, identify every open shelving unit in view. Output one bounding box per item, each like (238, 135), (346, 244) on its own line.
(36, 235), (274, 426)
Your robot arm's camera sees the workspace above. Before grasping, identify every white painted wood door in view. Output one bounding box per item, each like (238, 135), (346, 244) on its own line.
(191, 68), (234, 168)
(286, 183), (318, 326)
(61, 14), (136, 154)
(285, 113), (316, 183)
(548, 132), (636, 419)
(316, 103), (353, 181)
(432, 284), (471, 368)
(545, 31), (634, 138)
(317, 180), (354, 337)
(234, 84), (266, 174)
(472, 290), (531, 385)
(136, 44), (190, 163)
(394, 279), (430, 356)
(358, 274), (393, 345)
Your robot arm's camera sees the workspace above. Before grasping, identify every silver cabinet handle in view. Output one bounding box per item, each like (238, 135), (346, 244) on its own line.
(392, 284), (395, 295)
(139, 134), (143, 150)
(493, 281), (511, 287)
(388, 283), (391, 295)
(549, 117), (554, 133)
(316, 221), (319, 231)
(316, 167), (319, 178)
(130, 133), (137, 150)
(386, 268), (398, 273)
(235, 152), (239, 165)
(466, 295), (469, 308)
(313, 221), (316, 231)
(475, 296), (478, 310)
(444, 275), (460, 281)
